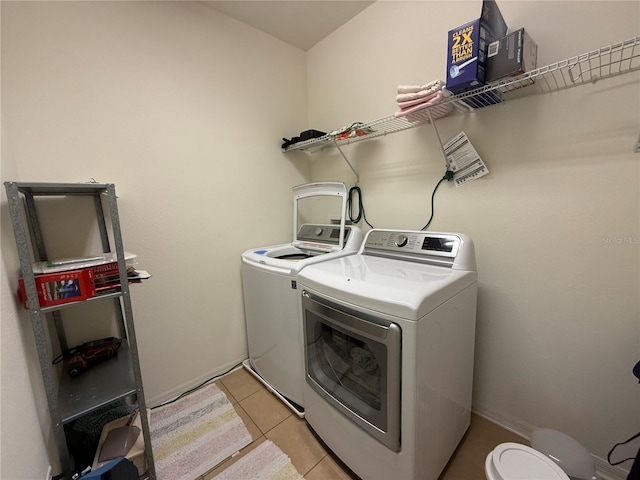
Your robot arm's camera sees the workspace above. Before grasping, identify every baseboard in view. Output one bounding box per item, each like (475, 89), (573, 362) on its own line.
(472, 403), (630, 480)
(146, 357), (246, 407)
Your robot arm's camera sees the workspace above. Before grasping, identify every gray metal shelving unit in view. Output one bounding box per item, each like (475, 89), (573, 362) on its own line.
(4, 182), (155, 479)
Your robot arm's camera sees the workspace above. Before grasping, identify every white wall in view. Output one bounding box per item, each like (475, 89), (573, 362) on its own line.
(1, 2), (309, 478)
(306, 0), (640, 476)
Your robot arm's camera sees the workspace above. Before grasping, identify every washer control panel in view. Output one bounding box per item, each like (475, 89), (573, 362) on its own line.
(363, 229), (461, 259)
(297, 224), (350, 245)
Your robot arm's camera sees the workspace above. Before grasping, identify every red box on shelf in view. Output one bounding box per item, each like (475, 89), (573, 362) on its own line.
(18, 269), (96, 309)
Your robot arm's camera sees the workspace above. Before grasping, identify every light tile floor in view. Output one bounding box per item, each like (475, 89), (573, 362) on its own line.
(200, 367), (528, 480)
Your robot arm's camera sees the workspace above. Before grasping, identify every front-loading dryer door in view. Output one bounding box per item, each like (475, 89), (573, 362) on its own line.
(302, 291), (401, 452)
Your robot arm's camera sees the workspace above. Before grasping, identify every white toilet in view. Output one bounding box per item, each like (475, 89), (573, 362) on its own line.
(486, 442), (571, 480)
(486, 429), (598, 480)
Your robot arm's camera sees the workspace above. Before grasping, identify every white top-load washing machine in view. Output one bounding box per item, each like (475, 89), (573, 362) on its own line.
(241, 182), (363, 416)
(298, 229), (477, 479)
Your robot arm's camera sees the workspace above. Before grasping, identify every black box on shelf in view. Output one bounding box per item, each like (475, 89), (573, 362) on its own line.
(486, 28), (538, 82)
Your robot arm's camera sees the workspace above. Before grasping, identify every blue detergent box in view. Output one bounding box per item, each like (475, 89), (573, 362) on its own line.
(446, 0), (507, 95)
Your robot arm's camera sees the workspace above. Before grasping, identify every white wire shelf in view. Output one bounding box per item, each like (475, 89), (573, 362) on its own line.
(284, 36), (640, 154)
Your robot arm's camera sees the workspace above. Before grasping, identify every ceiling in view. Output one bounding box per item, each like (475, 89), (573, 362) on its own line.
(205, 1), (375, 51)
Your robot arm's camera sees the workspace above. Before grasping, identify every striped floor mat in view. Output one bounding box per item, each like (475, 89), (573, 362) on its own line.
(150, 383), (252, 480)
(212, 439), (304, 480)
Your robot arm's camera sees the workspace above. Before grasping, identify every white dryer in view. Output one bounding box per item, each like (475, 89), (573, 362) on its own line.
(298, 229), (477, 479)
(241, 182), (362, 416)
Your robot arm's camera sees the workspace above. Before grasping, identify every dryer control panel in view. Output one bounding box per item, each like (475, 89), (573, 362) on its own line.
(361, 229), (476, 270)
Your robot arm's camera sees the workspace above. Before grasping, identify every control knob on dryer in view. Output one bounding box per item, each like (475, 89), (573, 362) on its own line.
(395, 234), (408, 247)
(314, 227), (324, 236)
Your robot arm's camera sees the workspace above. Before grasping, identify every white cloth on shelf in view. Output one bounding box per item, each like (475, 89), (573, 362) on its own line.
(394, 90), (453, 121)
(396, 80), (444, 102)
(397, 79), (443, 94)
(396, 91), (441, 109)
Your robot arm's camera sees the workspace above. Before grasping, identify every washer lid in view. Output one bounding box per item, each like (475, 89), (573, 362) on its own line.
(493, 443), (570, 480)
(292, 182), (348, 253)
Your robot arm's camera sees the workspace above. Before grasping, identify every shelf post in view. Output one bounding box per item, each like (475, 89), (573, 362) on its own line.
(4, 182), (73, 474)
(105, 184), (156, 479)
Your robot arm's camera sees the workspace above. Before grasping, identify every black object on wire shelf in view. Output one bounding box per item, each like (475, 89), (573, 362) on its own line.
(282, 129), (327, 149)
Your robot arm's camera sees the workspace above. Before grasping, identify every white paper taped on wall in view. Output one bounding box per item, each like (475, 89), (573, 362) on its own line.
(444, 132), (489, 187)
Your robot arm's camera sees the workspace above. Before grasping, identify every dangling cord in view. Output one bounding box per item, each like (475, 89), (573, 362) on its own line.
(421, 170), (454, 230)
(607, 431), (640, 465)
(347, 186), (374, 229)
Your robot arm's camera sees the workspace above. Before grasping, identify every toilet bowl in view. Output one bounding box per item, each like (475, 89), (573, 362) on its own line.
(486, 442), (571, 480)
